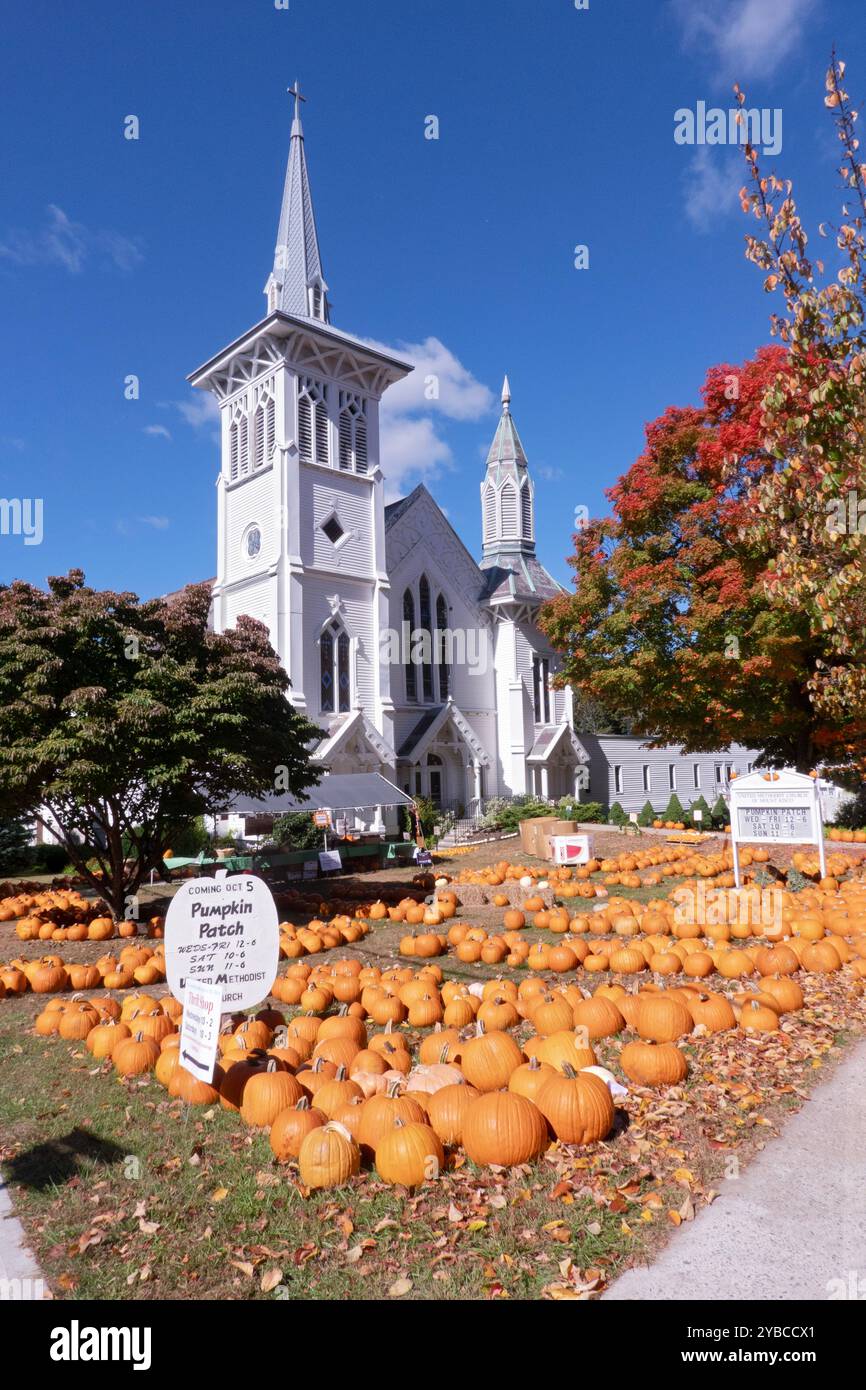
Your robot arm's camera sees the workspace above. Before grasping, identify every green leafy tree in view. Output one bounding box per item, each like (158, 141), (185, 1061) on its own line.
(0, 571), (322, 918)
(0, 815), (31, 875)
(737, 57), (866, 771)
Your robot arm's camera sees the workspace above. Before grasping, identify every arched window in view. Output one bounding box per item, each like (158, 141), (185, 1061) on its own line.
(418, 576), (434, 702)
(338, 393), (369, 474)
(436, 593), (449, 699)
(482, 484), (496, 544)
(337, 631), (351, 711)
(253, 389), (274, 473)
(500, 480), (518, 537)
(229, 413), (241, 482)
(520, 479), (532, 539)
(298, 377), (329, 466)
(320, 619), (351, 714)
(403, 588), (417, 702)
(320, 627), (334, 713)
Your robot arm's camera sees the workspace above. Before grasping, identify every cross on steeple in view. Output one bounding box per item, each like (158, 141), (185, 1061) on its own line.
(287, 81), (306, 122)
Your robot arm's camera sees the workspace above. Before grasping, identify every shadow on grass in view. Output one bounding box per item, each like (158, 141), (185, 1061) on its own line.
(5, 1127), (129, 1191)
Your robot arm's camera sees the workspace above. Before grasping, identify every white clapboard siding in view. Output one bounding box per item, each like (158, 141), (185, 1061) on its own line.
(578, 735), (760, 812)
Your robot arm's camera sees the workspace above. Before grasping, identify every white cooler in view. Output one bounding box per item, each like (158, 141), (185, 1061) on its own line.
(549, 834), (591, 865)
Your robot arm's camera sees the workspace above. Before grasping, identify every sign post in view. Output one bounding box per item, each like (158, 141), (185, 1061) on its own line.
(164, 870), (279, 1011)
(178, 979), (222, 1081)
(728, 771), (825, 888)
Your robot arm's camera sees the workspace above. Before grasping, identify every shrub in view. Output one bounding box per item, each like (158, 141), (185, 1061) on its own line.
(663, 793), (686, 823)
(273, 812), (323, 851)
(833, 788), (866, 830)
(710, 794), (729, 828)
(30, 843), (69, 874)
(557, 798), (607, 823)
(608, 802), (628, 826)
(637, 800), (656, 827)
(689, 794), (712, 827)
(162, 816), (212, 858)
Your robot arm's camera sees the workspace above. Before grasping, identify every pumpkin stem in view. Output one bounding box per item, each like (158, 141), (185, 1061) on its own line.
(296, 1097), (310, 1110)
(386, 1080), (403, 1098)
(438, 1044), (451, 1064)
(335, 1065), (348, 1080)
(562, 1062), (577, 1079)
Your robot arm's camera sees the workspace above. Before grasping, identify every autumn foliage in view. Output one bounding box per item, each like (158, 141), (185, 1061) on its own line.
(543, 55), (866, 778)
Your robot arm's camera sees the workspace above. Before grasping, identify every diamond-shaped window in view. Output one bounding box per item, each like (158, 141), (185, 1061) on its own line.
(322, 515), (345, 545)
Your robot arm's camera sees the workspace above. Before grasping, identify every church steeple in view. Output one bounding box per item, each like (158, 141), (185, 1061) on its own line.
(480, 375), (535, 563)
(265, 82), (330, 322)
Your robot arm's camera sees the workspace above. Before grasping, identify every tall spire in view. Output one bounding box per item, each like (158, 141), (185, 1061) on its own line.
(265, 82), (330, 322)
(480, 374), (536, 562)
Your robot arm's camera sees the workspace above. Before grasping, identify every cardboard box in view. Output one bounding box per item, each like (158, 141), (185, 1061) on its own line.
(527, 817), (559, 859)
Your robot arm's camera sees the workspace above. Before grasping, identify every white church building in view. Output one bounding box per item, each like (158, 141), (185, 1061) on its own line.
(188, 89), (760, 826)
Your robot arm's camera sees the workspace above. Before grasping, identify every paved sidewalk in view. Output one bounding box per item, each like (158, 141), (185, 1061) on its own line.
(606, 1039), (866, 1301)
(0, 1175), (46, 1299)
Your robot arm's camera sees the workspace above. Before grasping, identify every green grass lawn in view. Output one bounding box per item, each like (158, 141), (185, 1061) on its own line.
(2, 845), (865, 1300)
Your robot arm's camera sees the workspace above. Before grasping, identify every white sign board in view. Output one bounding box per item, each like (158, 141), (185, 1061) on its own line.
(319, 849), (342, 872)
(728, 771), (825, 887)
(178, 979), (222, 1081)
(550, 834), (591, 866)
(164, 872), (279, 1010)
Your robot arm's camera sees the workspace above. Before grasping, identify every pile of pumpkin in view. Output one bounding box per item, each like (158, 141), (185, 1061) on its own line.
(278, 916), (371, 958)
(827, 828), (866, 844)
(32, 955), (816, 1190)
(1, 942), (167, 997)
(0, 888), (160, 942)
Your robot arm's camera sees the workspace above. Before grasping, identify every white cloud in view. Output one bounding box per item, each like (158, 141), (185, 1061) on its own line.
(363, 336), (495, 498)
(671, 0), (815, 80)
(170, 392), (221, 445)
(536, 464), (564, 482)
(0, 204), (143, 273)
(144, 424), (172, 440)
(139, 515), (170, 530)
(683, 147), (742, 232)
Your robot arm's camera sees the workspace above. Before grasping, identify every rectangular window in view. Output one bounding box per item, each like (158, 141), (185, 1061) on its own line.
(668, 765), (676, 790)
(614, 765), (623, 795)
(542, 659), (550, 723)
(693, 764), (701, 789)
(532, 656), (542, 723)
(643, 765), (651, 792)
(715, 763), (724, 784)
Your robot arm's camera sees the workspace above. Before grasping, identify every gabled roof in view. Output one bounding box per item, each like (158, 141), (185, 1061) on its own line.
(384, 484), (426, 531)
(527, 723), (589, 764)
(397, 699), (490, 765)
(313, 708), (395, 766)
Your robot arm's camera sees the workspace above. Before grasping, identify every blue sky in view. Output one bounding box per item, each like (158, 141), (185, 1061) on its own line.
(0, 0), (862, 596)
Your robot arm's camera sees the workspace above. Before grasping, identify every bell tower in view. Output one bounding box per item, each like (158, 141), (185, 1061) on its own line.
(189, 85), (412, 752)
(480, 376), (536, 569)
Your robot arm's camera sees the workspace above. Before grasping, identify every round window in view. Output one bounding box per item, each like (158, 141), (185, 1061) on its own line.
(244, 526), (262, 559)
